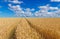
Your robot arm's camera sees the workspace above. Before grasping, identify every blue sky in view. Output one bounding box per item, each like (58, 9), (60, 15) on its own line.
(0, 0), (60, 17)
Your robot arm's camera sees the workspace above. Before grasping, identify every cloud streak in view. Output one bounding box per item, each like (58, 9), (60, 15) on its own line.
(51, 0), (60, 2)
(9, 0), (23, 4)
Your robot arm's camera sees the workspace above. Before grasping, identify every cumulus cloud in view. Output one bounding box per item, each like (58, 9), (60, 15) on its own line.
(51, 0), (60, 2)
(8, 4), (24, 16)
(8, 3), (34, 17)
(8, 3), (60, 17)
(24, 8), (34, 17)
(35, 4), (60, 17)
(8, 0), (60, 17)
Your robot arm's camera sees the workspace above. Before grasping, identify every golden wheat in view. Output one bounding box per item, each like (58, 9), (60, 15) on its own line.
(0, 18), (60, 39)
(0, 18), (21, 39)
(15, 18), (43, 39)
(27, 18), (60, 39)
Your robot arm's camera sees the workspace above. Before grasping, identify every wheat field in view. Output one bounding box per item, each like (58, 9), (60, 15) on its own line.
(0, 18), (60, 39)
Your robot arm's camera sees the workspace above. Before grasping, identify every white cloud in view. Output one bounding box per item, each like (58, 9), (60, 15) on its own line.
(24, 8), (34, 17)
(34, 4), (60, 17)
(51, 0), (60, 2)
(39, 4), (49, 12)
(49, 7), (58, 10)
(8, 4), (25, 16)
(31, 8), (35, 11)
(9, 0), (23, 4)
(8, 1), (60, 17)
(8, 3), (34, 17)
(8, 4), (12, 7)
